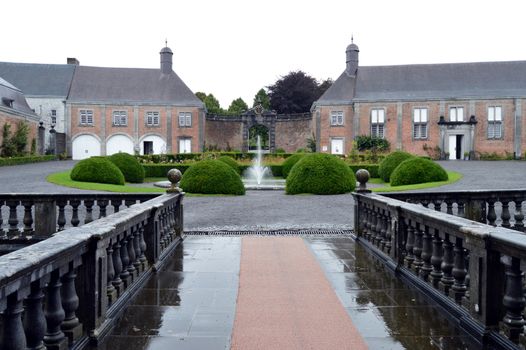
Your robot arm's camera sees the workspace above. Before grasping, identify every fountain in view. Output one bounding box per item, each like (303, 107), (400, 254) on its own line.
(243, 135), (285, 190)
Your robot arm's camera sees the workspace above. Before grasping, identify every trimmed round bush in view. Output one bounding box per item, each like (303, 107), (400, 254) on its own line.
(378, 151), (414, 182)
(282, 153), (305, 178)
(390, 157), (448, 186)
(217, 156), (240, 174)
(70, 157), (125, 185)
(286, 153), (356, 195)
(109, 152), (145, 183)
(180, 160), (245, 195)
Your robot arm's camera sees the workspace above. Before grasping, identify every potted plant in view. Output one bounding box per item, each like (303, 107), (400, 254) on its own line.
(464, 151), (469, 160)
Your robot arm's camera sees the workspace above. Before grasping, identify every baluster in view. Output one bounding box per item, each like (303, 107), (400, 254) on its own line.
(363, 205), (371, 240)
(514, 200), (525, 232)
(384, 211), (392, 255)
(487, 200), (497, 226)
(120, 236), (131, 288)
(0, 200), (4, 237)
(434, 200), (442, 212)
(24, 281), (46, 350)
(7, 200), (19, 236)
(451, 238), (467, 304)
(84, 199), (94, 224)
(125, 199), (135, 208)
(98, 199), (108, 218)
(158, 211), (166, 250)
(358, 202), (367, 237)
(500, 256), (525, 343)
(439, 234), (455, 296)
(378, 209), (387, 250)
(412, 224), (424, 274)
(430, 230), (444, 288)
(420, 226), (433, 281)
(502, 200), (511, 228)
(61, 266), (82, 343)
(375, 208), (383, 248)
(22, 200), (34, 235)
(112, 199), (121, 213)
(404, 220), (415, 268)
(133, 226), (142, 273)
(458, 201), (465, 217)
(127, 231), (137, 280)
(2, 293), (27, 350)
(112, 241), (124, 295)
(56, 199), (67, 231)
(106, 243), (117, 304)
(169, 205), (176, 237)
(68, 199), (80, 227)
(446, 200), (454, 215)
(44, 270), (67, 349)
(139, 225), (148, 270)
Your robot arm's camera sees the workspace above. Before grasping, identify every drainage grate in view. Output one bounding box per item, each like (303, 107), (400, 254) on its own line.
(185, 229), (354, 236)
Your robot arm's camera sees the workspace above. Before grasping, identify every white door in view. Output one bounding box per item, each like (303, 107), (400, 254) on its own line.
(72, 135), (101, 160)
(179, 139), (191, 153)
(331, 139), (344, 155)
(106, 135), (134, 155)
(448, 135), (456, 160)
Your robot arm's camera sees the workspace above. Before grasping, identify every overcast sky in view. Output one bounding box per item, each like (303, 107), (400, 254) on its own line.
(3, 0), (526, 108)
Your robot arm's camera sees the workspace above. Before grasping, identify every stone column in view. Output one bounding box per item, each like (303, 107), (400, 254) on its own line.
(100, 105), (106, 156)
(166, 107), (172, 153)
(134, 106), (139, 154)
(396, 102), (403, 150)
(38, 121), (45, 155)
(315, 110), (321, 152)
(514, 99), (522, 158)
(49, 125), (57, 155)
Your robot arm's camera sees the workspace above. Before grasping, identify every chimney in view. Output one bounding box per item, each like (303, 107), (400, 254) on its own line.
(160, 46), (173, 74)
(67, 57), (80, 65)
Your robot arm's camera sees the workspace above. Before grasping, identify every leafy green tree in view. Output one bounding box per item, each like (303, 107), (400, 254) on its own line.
(12, 121), (29, 155)
(195, 91), (207, 102)
(1, 123), (15, 157)
(317, 78), (333, 97)
(267, 71), (324, 114)
(253, 88), (270, 110)
(228, 98), (248, 115)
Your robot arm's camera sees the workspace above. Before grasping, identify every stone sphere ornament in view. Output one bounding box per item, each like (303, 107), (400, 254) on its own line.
(166, 168), (183, 193)
(355, 169), (371, 193)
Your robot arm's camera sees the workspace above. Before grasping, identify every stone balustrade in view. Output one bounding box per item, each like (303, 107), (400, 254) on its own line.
(353, 191), (526, 349)
(0, 192), (183, 349)
(383, 189), (526, 232)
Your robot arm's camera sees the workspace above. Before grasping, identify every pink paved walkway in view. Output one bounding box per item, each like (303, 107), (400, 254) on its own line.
(231, 237), (368, 350)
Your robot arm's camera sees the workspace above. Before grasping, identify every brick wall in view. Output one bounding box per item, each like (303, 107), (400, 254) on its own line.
(317, 105), (353, 154)
(172, 107), (201, 153)
(275, 116), (313, 153)
(204, 118), (244, 151)
(472, 99), (515, 156)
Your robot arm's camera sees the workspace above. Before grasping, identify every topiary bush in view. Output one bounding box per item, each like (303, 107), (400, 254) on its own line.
(286, 153), (356, 195)
(180, 160), (245, 195)
(217, 155), (240, 174)
(282, 153), (305, 178)
(390, 157), (448, 186)
(378, 151), (415, 182)
(109, 152), (145, 183)
(70, 157), (125, 185)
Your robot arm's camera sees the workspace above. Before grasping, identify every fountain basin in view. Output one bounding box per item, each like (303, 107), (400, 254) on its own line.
(243, 179), (285, 190)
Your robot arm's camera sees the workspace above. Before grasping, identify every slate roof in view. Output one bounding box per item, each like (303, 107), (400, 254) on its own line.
(0, 62), (75, 97)
(315, 60), (526, 106)
(68, 66), (204, 107)
(0, 77), (38, 115)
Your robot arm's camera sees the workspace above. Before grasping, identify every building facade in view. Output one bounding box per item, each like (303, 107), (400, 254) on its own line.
(313, 42), (526, 159)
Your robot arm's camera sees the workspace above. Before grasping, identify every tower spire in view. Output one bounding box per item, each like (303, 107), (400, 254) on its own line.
(351, 34), (353, 44)
(165, 38), (168, 47)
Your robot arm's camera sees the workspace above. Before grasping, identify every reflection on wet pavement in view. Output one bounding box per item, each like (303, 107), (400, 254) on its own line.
(94, 237), (240, 350)
(305, 236), (477, 350)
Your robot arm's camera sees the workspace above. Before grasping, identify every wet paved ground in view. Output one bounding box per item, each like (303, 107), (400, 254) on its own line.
(97, 236), (477, 350)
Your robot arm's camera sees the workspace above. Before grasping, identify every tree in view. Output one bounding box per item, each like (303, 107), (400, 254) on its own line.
(228, 98), (248, 115)
(12, 121), (29, 155)
(317, 78), (333, 97)
(267, 71), (325, 114)
(1, 123), (15, 157)
(195, 91), (207, 102)
(253, 88), (270, 110)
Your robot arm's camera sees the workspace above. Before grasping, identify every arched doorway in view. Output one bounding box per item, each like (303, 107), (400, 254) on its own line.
(72, 134), (101, 160)
(248, 124), (269, 151)
(139, 135), (166, 155)
(106, 134), (134, 155)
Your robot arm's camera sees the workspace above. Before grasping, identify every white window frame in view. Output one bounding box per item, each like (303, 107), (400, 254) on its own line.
(146, 111), (160, 126)
(179, 138), (192, 153)
(178, 112), (192, 127)
(449, 106), (464, 122)
(413, 108), (428, 139)
(79, 109), (94, 126)
(330, 111), (344, 126)
(112, 110), (128, 126)
(487, 106), (503, 139)
(371, 108), (385, 138)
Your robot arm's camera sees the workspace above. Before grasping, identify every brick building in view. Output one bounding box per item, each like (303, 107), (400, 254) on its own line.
(312, 41), (526, 159)
(0, 77), (40, 153)
(67, 46), (205, 159)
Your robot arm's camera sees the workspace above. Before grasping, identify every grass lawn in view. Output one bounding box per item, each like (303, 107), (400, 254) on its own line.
(371, 171), (462, 192)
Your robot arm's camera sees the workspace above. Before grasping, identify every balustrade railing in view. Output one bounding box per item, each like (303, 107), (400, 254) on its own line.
(353, 191), (526, 349)
(0, 192), (183, 349)
(384, 189), (526, 232)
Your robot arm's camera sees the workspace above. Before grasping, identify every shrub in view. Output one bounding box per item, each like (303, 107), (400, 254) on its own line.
(348, 164), (379, 179)
(217, 155), (240, 174)
(390, 158), (448, 186)
(286, 153), (356, 195)
(71, 157), (125, 185)
(378, 151), (415, 182)
(282, 153), (305, 178)
(143, 164), (193, 177)
(180, 160), (245, 195)
(0, 155), (56, 167)
(355, 135), (390, 152)
(109, 152), (145, 183)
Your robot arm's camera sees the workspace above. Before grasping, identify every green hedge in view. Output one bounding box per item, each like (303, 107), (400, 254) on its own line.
(390, 158), (448, 186)
(143, 164), (193, 178)
(136, 152), (296, 163)
(180, 160), (245, 195)
(282, 154), (305, 178)
(378, 151), (414, 182)
(348, 164), (380, 178)
(217, 156), (240, 174)
(0, 155), (57, 167)
(71, 157), (125, 185)
(109, 153), (145, 183)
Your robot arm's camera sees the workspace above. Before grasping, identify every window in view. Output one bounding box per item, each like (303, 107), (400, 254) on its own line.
(179, 138), (191, 153)
(146, 111), (160, 126)
(449, 106), (464, 122)
(330, 111), (344, 126)
(112, 111), (127, 126)
(371, 109), (385, 138)
(488, 106), (502, 139)
(51, 109), (57, 124)
(413, 108), (428, 139)
(79, 110), (93, 125)
(178, 112), (192, 127)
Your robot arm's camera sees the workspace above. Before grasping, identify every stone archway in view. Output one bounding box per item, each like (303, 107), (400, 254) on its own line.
(242, 104), (276, 152)
(248, 124), (269, 151)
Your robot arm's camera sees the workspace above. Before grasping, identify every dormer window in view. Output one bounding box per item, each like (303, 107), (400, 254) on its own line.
(2, 97), (14, 108)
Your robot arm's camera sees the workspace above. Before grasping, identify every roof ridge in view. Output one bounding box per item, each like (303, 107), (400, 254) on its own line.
(360, 60), (526, 69)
